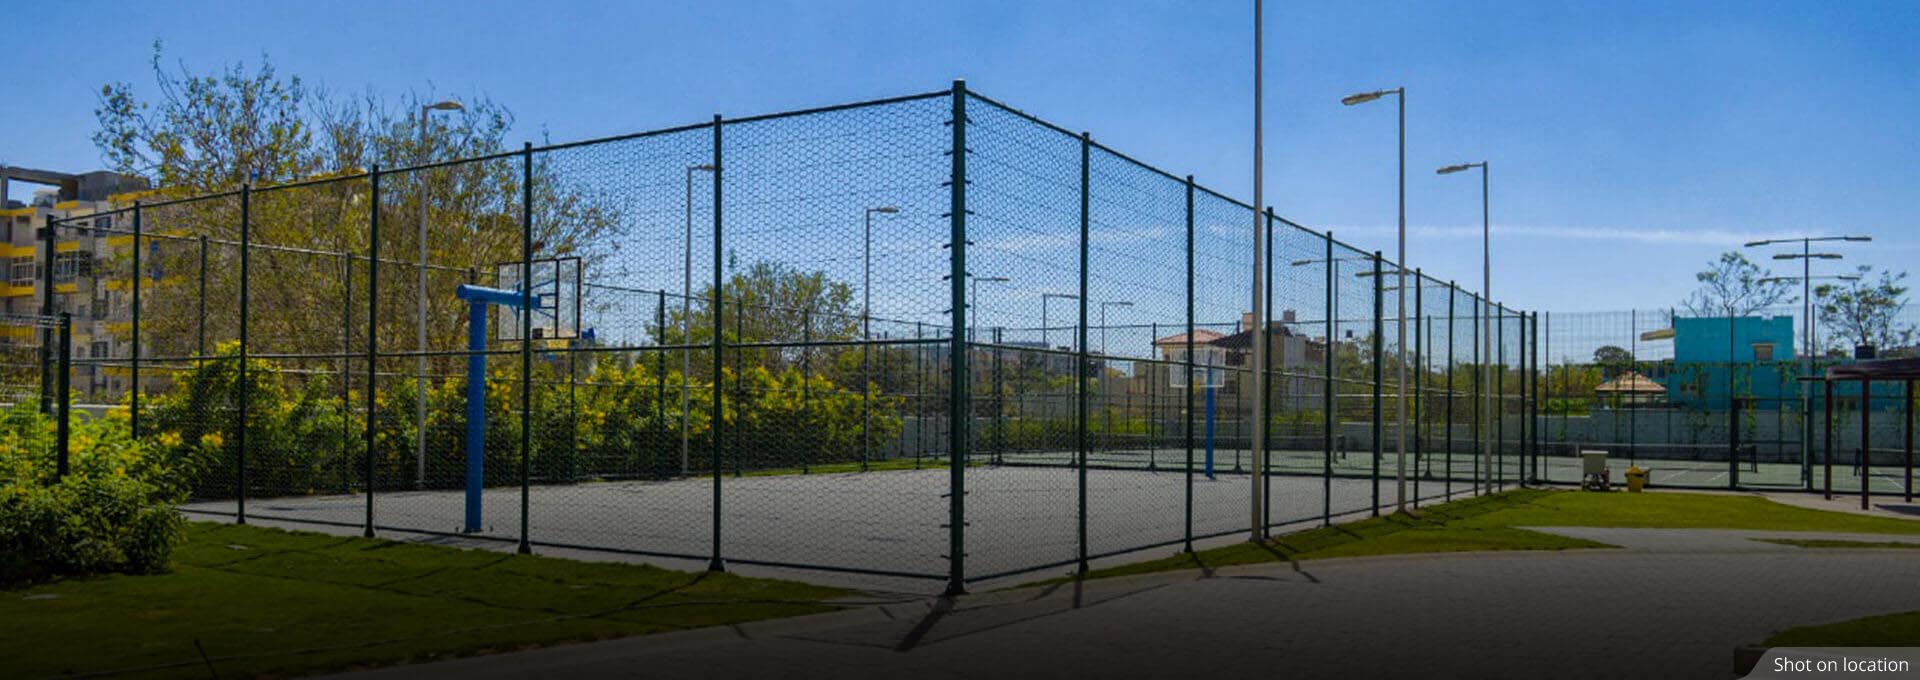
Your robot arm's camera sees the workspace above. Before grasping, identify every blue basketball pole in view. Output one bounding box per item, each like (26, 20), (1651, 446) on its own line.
(455, 284), (538, 533)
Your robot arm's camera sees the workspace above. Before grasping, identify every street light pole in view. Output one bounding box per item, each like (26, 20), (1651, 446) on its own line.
(416, 99), (463, 488)
(1748, 234), (1869, 485)
(683, 164), (717, 475)
(1042, 293), (1079, 350)
(1438, 161), (1491, 493)
(1342, 86), (1408, 511)
(972, 276), (1010, 342)
(863, 206), (899, 471)
(1099, 300), (1133, 357)
(1250, 0), (1267, 541)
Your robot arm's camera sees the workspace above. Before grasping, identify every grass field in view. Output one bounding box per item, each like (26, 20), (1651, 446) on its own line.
(1768, 610), (1920, 647)
(0, 522), (847, 679)
(1038, 488), (1920, 585)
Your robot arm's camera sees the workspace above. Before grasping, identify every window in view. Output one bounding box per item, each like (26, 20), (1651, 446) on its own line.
(53, 252), (91, 281)
(92, 215), (112, 237)
(9, 257), (32, 287)
(90, 341), (109, 359)
(1752, 343), (1775, 362)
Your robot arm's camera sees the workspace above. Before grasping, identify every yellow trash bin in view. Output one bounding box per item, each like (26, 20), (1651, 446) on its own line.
(1625, 466), (1649, 493)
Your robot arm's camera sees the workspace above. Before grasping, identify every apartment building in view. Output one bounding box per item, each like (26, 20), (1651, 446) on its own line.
(2, 167), (151, 400)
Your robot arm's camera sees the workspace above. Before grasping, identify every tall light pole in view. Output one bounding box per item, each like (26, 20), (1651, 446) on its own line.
(972, 276), (1010, 342)
(1250, 0), (1268, 541)
(681, 163), (717, 475)
(416, 99), (463, 488)
(1438, 161), (1489, 493)
(1098, 300), (1134, 356)
(1042, 293), (1079, 350)
(1747, 235), (1869, 361)
(1753, 233), (1870, 485)
(1341, 86), (1407, 512)
(862, 206), (900, 472)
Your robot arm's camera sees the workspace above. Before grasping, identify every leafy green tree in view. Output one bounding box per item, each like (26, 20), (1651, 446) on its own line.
(1593, 345), (1632, 365)
(1816, 266), (1914, 355)
(92, 45), (619, 369)
(1681, 251), (1794, 317)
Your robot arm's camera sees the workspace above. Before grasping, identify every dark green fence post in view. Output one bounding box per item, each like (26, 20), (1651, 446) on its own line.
(131, 203), (142, 437)
(365, 167), (381, 538)
(943, 81), (969, 595)
(38, 216), (54, 415)
(993, 326), (1005, 465)
(55, 313), (71, 481)
(1516, 307), (1525, 488)
(1370, 251), (1383, 515)
(518, 142), (534, 555)
(1470, 291), (1480, 495)
(1446, 282), (1455, 498)
(1322, 231), (1334, 526)
(1412, 268), (1422, 506)
(238, 183), (251, 524)
(710, 115), (727, 573)
(1496, 304), (1505, 490)
(656, 290), (667, 475)
(1075, 131), (1090, 575)
(1262, 207), (1274, 533)
(801, 308), (812, 474)
(197, 235), (208, 365)
(1183, 175), (1195, 552)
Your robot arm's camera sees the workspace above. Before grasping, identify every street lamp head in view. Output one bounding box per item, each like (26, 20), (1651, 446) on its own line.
(1743, 239), (1774, 248)
(1341, 89), (1394, 106)
(977, 276), (1010, 282)
(1107, 301), (1134, 308)
(425, 100), (465, 111)
(1436, 163), (1480, 175)
(1844, 236), (1873, 242)
(690, 164), (716, 172)
(1289, 259), (1318, 267)
(870, 206), (900, 214)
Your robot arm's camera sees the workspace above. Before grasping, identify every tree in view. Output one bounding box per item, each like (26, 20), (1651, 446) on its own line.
(1592, 345), (1633, 365)
(91, 44), (619, 365)
(1681, 251), (1793, 317)
(1816, 266), (1914, 355)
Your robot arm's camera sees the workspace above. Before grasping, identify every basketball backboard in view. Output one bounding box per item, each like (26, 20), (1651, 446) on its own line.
(494, 256), (581, 341)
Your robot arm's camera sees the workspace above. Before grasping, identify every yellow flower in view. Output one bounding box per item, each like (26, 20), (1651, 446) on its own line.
(201, 432), (225, 448)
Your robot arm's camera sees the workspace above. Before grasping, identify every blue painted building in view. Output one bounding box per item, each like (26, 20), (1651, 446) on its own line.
(1659, 315), (1798, 410)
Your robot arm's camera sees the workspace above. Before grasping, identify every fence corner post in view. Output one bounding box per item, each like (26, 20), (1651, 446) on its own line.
(944, 79), (970, 596)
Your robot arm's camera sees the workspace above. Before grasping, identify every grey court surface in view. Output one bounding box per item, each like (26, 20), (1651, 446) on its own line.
(326, 528), (1920, 680)
(187, 461), (1407, 586)
(190, 445), (1910, 588)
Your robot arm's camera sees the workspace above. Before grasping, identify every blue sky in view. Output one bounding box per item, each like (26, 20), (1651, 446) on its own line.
(4, 0), (1915, 315)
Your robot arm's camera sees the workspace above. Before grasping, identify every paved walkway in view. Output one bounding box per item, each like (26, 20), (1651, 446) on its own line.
(330, 530), (1920, 680)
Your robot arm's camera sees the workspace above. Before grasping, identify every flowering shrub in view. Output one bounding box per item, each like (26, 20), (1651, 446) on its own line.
(0, 405), (190, 585)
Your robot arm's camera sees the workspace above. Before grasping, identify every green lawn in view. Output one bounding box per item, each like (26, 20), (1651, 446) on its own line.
(1039, 488), (1920, 585)
(1769, 611), (1920, 647)
(1, 522), (846, 679)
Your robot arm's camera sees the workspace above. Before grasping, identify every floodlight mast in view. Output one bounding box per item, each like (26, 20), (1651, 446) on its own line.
(1743, 234), (1871, 485)
(417, 99), (464, 489)
(1436, 160), (1491, 494)
(1340, 84), (1408, 511)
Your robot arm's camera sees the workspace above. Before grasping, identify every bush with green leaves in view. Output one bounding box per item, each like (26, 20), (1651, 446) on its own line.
(140, 342), (907, 497)
(0, 404), (192, 585)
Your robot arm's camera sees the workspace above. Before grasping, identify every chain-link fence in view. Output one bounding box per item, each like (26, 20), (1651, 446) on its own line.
(41, 82), (1539, 591)
(1540, 307), (1918, 498)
